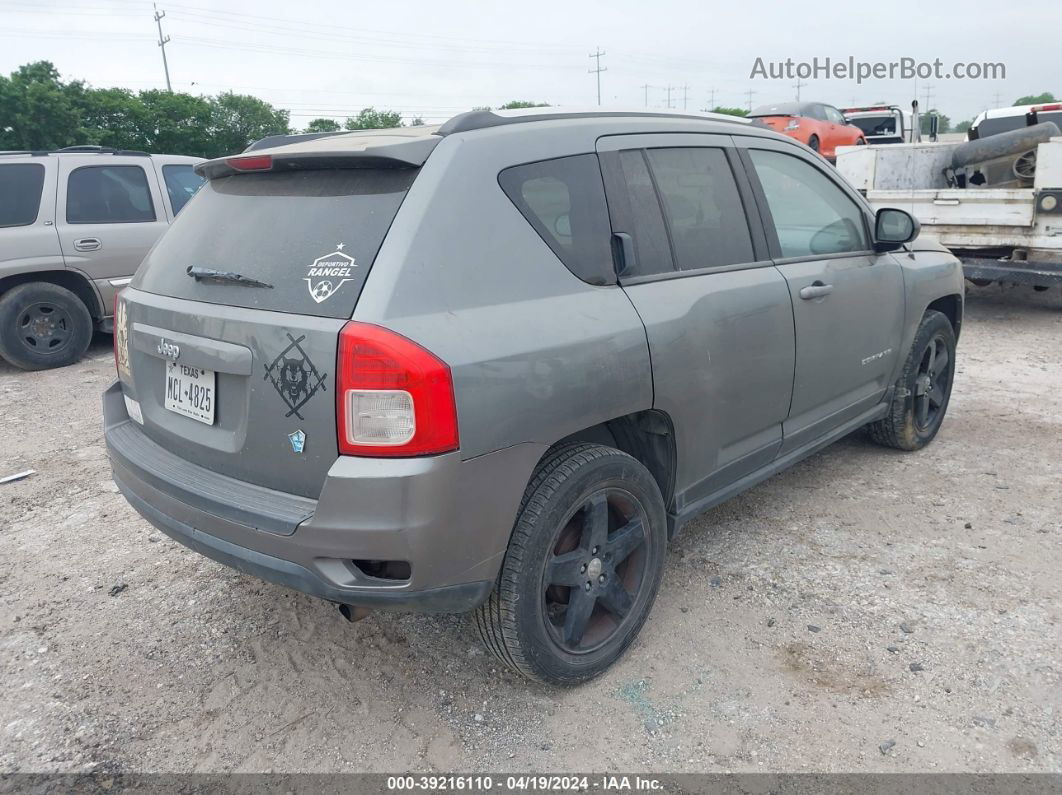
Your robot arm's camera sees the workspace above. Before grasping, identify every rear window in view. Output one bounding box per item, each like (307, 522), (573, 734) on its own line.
(133, 168), (417, 319)
(849, 115), (898, 136)
(162, 164), (205, 215)
(498, 154), (615, 285)
(0, 163), (46, 228)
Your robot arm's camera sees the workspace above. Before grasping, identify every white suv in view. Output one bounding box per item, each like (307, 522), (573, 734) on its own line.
(0, 146), (203, 370)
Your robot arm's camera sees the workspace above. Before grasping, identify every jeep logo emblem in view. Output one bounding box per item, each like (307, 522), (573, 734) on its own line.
(156, 339), (180, 361)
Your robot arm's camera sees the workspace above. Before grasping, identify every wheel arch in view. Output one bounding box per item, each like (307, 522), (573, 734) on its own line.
(926, 293), (963, 340)
(0, 270), (103, 323)
(547, 409), (678, 531)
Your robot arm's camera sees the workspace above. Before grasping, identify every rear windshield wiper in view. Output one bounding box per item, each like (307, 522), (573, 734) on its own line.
(186, 265), (274, 289)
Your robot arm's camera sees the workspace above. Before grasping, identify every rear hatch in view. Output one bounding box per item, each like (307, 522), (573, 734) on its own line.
(119, 161), (420, 499)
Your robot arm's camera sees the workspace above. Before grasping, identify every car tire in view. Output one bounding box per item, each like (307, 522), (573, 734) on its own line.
(867, 310), (956, 451)
(856, 137), (867, 145)
(474, 443), (667, 686)
(0, 282), (94, 371)
(808, 135), (820, 152)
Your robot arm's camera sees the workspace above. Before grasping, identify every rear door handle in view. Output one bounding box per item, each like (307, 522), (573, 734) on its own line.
(74, 237), (101, 252)
(799, 281), (834, 300)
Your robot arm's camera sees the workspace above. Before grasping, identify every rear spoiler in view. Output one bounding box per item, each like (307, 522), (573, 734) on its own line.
(195, 135), (441, 179)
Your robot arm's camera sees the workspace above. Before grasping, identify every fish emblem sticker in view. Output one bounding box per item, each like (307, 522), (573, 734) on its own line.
(305, 243), (356, 303)
(288, 429), (306, 454)
(263, 333), (327, 420)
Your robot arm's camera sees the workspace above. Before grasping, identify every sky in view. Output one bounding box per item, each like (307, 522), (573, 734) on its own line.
(1, 0), (1059, 128)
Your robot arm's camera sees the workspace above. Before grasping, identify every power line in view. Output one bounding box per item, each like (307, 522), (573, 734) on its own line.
(153, 3), (172, 92)
(588, 47), (606, 106)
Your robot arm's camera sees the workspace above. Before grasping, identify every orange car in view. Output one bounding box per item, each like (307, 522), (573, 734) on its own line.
(748, 101), (866, 160)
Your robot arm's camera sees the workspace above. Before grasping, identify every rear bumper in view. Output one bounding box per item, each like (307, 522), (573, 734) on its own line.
(962, 257), (1062, 286)
(104, 381), (544, 612)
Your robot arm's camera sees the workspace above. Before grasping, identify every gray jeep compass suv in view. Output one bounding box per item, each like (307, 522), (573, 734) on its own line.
(105, 108), (964, 684)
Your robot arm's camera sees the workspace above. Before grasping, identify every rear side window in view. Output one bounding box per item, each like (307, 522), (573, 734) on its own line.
(645, 148), (754, 270)
(499, 154), (614, 285)
(614, 150), (674, 278)
(67, 165), (156, 224)
(749, 149), (869, 258)
(824, 106), (846, 124)
(134, 168), (417, 319)
(0, 163), (46, 228)
(162, 164), (205, 215)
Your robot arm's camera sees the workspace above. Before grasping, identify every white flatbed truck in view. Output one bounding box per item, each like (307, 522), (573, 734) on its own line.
(837, 128), (1062, 288)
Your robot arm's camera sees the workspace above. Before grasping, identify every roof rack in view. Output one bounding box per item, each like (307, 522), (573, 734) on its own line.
(436, 108), (750, 136)
(0, 146), (152, 157)
(58, 145), (151, 156)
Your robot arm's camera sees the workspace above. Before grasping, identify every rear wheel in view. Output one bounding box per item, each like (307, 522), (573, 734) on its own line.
(867, 310), (956, 451)
(808, 135), (821, 152)
(475, 443), (667, 686)
(0, 282), (94, 371)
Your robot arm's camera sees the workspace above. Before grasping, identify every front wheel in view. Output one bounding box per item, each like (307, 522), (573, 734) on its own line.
(867, 310), (957, 451)
(475, 443), (667, 686)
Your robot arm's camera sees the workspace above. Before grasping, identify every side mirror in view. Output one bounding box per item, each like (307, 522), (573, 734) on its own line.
(874, 208), (920, 252)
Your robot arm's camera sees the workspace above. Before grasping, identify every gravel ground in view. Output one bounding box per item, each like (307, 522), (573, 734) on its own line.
(1, 285), (1060, 775)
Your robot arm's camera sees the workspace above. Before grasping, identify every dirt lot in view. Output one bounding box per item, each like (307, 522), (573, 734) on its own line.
(1, 285), (1060, 775)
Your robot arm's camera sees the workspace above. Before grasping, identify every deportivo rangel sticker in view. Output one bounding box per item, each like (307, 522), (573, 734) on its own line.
(305, 242), (357, 303)
(263, 333), (327, 420)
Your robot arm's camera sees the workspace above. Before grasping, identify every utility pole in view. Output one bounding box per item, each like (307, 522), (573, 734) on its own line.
(922, 84), (934, 111)
(153, 3), (172, 92)
(706, 88), (716, 111)
(588, 48), (606, 106)
(992, 91), (1002, 109)
(681, 84), (689, 111)
(640, 83), (651, 108)
(665, 85), (674, 109)
(793, 78), (807, 101)
(745, 88), (757, 112)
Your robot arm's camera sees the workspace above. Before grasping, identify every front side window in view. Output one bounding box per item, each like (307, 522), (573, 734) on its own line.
(498, 154), (614, 285)
(67, 165), (156, 224)
(0, 163), (46, 228)
(645, 147), (754, 270)
(162, 164), (205, 215)
(749, 149), (869, 258)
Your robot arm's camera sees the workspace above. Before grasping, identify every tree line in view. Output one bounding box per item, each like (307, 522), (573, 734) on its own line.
(3, 62), (1054, 156)
(0, 61), (552, 158)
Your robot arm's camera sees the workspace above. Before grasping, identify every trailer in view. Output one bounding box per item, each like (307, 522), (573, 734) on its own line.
(836, 126), (1062, 288)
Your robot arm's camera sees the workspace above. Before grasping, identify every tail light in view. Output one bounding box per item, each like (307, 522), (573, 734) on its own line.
(336, 322), (458, 457)
(784, 118), (801, 131)
(113, 292), (130, 380)
(225, 154), (273, 171)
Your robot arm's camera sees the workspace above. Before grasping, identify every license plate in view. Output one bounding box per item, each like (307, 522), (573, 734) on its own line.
(164, 361), (215, 425)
